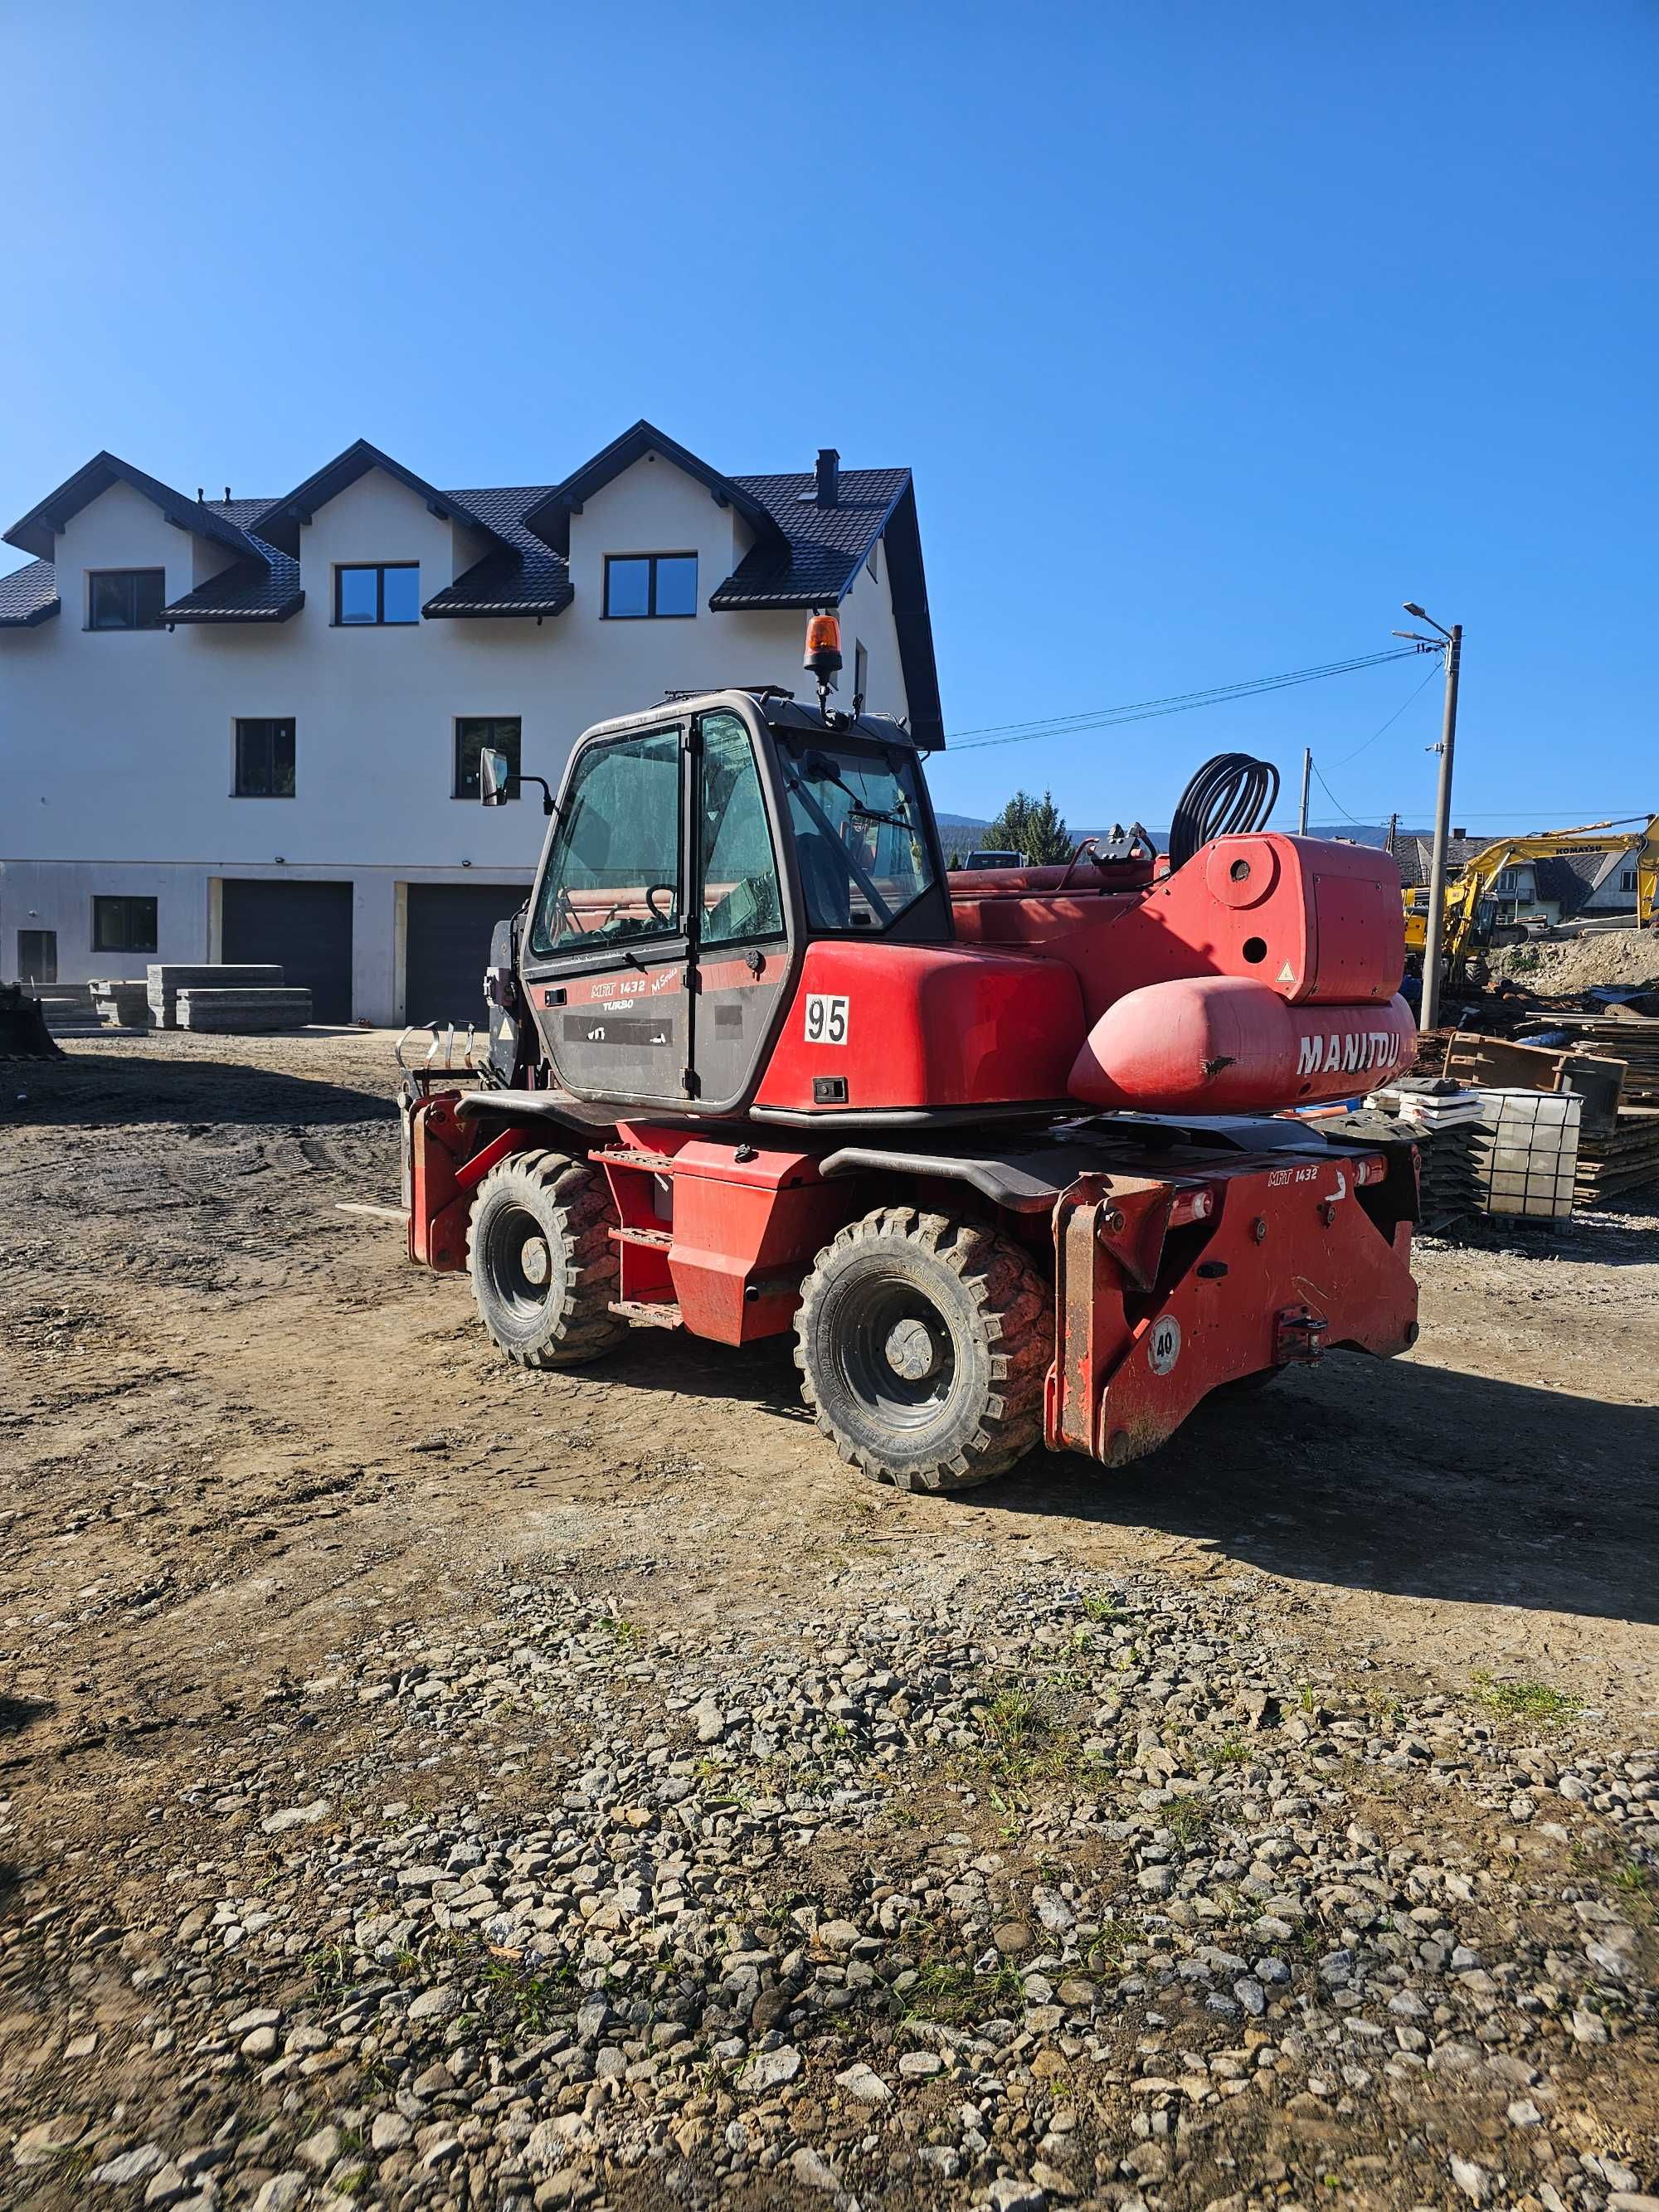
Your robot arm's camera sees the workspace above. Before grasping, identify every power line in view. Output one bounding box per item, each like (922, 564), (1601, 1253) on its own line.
(1331, 660), (1443, 767)
(946, 646), (1427, 752)
(1310, 760), (1365, 824)
(1339, 806), (1649, 823)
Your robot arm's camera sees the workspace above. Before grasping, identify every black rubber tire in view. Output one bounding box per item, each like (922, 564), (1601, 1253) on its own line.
(467, 1149), (626, 1369)
(794, 1206), (1053, 1493)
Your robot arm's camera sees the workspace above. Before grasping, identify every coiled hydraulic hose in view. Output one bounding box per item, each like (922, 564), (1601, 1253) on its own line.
(1166, 752), (1282, 872)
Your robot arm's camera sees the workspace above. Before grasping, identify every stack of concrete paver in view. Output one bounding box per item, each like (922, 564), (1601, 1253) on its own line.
(89, 979), (153, 1029)
(1363, 1077), (1485, 1229)
(174, 985), (313, 1033)
(147, 965), (284, 1029)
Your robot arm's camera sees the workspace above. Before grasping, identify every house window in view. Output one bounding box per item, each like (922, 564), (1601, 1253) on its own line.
(335, 564), (420, 625)
(603, 553), (698, 619)
(455, 717), (522, 800)
(1620, 868), (1637, 892)
(1494, 868), (1520, 895)
(234, 718), (296, 797)
(92, 896), (158, 953)
(88, 569), (165, 630)
(854, 639), (868, 707)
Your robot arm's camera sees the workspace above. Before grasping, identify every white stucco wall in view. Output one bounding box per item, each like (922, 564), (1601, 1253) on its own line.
(0, 453), (921, 1017)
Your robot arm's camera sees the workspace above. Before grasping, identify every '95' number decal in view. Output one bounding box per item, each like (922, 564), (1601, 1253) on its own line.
(804, 993), (849, 1045)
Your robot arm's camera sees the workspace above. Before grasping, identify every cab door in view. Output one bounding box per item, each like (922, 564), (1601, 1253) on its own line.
(688, 707), (793, 1111)
(520, 722), (692, 1104)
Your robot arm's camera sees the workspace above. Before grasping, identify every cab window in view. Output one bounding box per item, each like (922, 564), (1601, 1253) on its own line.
(778, 738), (937, 931)
(530, 728), (682, 957)
(698, 712), (784, 949)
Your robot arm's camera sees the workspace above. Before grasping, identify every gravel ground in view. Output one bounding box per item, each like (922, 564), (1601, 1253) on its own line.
(1486, 933), (1659, 996)
(2, 1033), (1657, 2212)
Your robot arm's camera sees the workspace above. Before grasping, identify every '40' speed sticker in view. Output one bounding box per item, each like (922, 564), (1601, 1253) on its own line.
(1148, 1316), (1182, 1374)
(804, 993), (849, 1045)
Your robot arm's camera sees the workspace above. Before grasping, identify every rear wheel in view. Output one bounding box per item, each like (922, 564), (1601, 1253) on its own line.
(794, 1207), (1052, 1493)
(467, 1150), (626, 1369)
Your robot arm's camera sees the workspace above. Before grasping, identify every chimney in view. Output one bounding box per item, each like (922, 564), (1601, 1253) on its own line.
(1452, 826), (1466, 839)
(224, 485), (232, 502)
(197, 486), (205, 503)
(815, 447), (839, 508)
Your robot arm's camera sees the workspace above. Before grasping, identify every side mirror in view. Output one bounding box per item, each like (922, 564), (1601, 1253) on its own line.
(479, 747), (512, 807)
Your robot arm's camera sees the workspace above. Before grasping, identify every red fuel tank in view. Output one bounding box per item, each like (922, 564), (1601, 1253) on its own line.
(1070, 975), (1417, 1113)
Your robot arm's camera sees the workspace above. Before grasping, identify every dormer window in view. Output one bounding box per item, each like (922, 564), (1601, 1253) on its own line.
(604, 553), (697, 619)
(88, 569), (165, 630)
(336, 563), (420, 625)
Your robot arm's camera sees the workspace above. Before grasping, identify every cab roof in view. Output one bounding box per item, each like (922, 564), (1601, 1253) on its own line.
(581, 686), (933, 753)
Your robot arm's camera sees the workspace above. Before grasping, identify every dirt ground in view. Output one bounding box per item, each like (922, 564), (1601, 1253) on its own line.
(2, 1030), (1657, 2207)
(5, 1029), (1657, 1774)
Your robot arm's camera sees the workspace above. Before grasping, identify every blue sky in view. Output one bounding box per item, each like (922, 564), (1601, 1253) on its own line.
(3, 4), (1652, 832)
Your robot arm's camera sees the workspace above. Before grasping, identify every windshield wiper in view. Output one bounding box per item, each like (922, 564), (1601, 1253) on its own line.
(795, 748), (914, 833)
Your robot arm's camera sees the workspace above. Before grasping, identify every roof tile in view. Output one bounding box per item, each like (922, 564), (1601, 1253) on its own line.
(711, 468), (912, 608)
(0, 558), (59, 626)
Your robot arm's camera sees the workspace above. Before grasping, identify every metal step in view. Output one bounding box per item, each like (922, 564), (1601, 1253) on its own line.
(608, 1297), (682, 1329)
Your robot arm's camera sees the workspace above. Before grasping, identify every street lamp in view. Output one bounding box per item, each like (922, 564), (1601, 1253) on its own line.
(1399, 603), (1464, 1033)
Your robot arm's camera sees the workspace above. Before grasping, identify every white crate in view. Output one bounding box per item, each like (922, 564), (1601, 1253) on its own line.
(1469, 1089), (1581, 1220)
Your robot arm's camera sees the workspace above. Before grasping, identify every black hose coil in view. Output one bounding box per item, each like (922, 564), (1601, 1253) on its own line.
(1167, 752), (1282, 872)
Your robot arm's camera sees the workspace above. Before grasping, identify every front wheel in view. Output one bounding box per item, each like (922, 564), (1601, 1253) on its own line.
(794, 1207), (1052, 1493)
(467, 1150), (626, 1369)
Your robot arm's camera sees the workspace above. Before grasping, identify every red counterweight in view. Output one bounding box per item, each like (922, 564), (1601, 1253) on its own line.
(1070, 975), (1418, 1113)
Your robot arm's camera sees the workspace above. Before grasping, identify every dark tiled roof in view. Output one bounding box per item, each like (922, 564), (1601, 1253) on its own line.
(522, 421), (788, 560)
(161, 497), (301, 624)
(0, 558), (59, 626)
(1534, 855), (1601, 916)
(711, 468), (910, 609)
(251, 440), (511, 560)
(707, 464), (943, 746)
(3, 451), (259, 563)
(422, 485), (572, 619)
(1553, 848), (1623, 892)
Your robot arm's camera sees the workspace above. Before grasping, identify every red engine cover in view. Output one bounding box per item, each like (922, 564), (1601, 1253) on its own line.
(1070, 975), (1417, 1112)
(756, 941), (1083, 1112)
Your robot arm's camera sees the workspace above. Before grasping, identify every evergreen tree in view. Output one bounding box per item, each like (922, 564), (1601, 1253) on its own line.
(981, 789), (1073, 865)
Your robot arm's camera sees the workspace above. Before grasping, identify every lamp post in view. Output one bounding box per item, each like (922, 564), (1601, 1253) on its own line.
(1397, 604), (1462, 1032)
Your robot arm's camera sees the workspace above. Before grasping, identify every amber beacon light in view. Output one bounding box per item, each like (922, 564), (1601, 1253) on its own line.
(804, 610), (843, 689)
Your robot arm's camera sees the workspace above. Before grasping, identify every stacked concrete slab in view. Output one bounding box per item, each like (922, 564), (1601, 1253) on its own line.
(175, 986), (313, 1033)
(89, 979), (153, 1028)
(147, 965), (283, 1028)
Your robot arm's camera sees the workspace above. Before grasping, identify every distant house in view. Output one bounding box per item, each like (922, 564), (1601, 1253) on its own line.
(1387, 831), (1641, 928)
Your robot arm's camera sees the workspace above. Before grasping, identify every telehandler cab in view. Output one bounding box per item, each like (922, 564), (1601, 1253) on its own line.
(401, 615), (1421, 1493)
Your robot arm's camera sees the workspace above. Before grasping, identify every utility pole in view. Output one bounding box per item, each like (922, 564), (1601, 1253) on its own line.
(1400, 605), (1462, 1032)
(1297, 748), (1311, 835)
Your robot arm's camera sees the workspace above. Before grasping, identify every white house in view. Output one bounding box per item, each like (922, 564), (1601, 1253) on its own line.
(0, 422), (941, 1024)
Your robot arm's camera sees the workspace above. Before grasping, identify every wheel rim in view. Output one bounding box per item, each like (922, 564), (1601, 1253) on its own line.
(831, 1273), (957, 1431)
(484, 1201), (559, 1329)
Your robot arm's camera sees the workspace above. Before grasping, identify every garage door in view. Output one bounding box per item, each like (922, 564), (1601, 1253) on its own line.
(404, 882), (530, 1030)
(221, 879), (353, 1024)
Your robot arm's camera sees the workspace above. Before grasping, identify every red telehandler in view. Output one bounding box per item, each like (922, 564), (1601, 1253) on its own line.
(401, 615), (1420, 1493)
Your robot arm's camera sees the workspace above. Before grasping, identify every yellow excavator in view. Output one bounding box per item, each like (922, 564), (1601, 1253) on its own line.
(1402, 816), (1659, 980)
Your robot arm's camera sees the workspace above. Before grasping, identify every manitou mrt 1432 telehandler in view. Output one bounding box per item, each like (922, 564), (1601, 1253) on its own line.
(401, 615), (1421, 1494)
